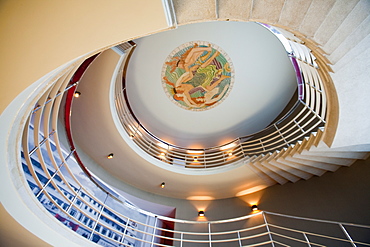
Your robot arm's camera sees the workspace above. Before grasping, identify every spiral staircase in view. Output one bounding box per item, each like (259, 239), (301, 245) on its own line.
(0, 0), (369, 246)
(172, 0), (370, 178)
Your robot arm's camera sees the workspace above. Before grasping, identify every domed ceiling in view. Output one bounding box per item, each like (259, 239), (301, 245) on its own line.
(72, 21), (297, 199)
(127, 21), (296, 148)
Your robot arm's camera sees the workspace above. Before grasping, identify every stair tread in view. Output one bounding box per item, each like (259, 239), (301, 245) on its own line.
(261, 161), (301, 183)
(248, 162), (277, 186)
(269, 160), (313, 180)
(286, 155), (340, 172)
(255, 161), (289, 185)
(301, 149), (369, 160)
(294, 153), (355, 166)
(277, 157), (326, 176)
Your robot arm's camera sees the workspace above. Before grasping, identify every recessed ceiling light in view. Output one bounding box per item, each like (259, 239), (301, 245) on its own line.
(161, 182), (165, 188)
(107, 153), (114, 159)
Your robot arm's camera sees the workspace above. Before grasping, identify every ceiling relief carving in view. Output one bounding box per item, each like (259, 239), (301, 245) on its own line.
(162, 41), (234, 111)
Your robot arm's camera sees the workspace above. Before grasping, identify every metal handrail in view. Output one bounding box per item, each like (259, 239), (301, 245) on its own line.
(19, 56), (368, 247)
(17, 25), (360, 247)
(113, 23), (328, 169)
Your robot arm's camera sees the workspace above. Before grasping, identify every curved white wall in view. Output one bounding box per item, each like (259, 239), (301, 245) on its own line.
(1, 0), (369, 246)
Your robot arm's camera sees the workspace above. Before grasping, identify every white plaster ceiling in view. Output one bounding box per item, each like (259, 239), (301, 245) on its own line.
(72, 21), (297, 200)
(127, 21), (296, 148)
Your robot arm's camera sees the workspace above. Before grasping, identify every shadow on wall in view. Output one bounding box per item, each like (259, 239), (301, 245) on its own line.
(241, 157), (370, 225)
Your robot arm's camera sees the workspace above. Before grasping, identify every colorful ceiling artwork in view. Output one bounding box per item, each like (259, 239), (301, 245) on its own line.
(162, 41), (234, 111)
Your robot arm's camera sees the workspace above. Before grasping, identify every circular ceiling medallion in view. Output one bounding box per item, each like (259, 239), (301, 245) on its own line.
(162, 41), (234, 111)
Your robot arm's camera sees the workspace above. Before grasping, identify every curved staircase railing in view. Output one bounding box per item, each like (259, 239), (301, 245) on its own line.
(18, 21), (368, 247)
(114, 23), (328, 169)
(21, 84), (370, 246)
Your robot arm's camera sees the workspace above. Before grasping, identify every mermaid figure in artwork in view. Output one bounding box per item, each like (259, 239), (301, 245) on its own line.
(165, 43), (230, 108)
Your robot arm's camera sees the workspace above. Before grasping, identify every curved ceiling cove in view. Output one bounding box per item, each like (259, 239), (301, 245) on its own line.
(127, 22), (297, 148)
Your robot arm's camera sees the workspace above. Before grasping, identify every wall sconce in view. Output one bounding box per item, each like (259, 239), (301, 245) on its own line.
(107, 153), (114, 159)
(193, 156), (198, 162)
(74, 91), (81, 98)
(251, 205), (258, 211)
(161, 182), (165, 188)
(198, 210), (205, 217)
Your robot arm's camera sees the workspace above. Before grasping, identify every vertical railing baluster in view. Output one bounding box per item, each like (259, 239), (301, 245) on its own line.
(66, 186), (81, 214)
(238, 138), (246, 158)
(262, 212), (275, 247)
(89, 193), (108, 241)
(150, 216), (158, 247)
(120, 218), (130, 244)
(203, 149), (206, 168)
(36, 149), (75, 198)
(303, 232), (311, 247)
(208, 222), (212, 247)
(180, 232), (183, 247)
(339, 224), (357, 247)
(237, 231), (242, 247)
(260, 139), (266, 152)
(274, 124), (288, 145)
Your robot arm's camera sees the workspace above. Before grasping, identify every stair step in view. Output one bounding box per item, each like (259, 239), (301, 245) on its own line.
(218, 0), (251, 21)
(278, 0), (312, 30)
(329, 16), (370, 65)
(293, 153), (354, 167)
(323, 0), (370, 55)
(314, 0), (360, 45)
(301, 149), (369, 160)
(332, 32), (370, 71)
(299, 0), (337, 38)
(265, 151), (280, 162)
(285, 155), (340, 172)
(297, 137), (311, 154)
(251, 0), (286, 24)
(277, 157), (326, 176)
(172, 0), (216, 24)
(269, 160), (313, 180)
(280, 145), (295, 158)
(247, 162), (277, 186)
(258, 153), (272, 162)
(254, 161), (289, 185)
(313, 127), (325, 147)
(261, 161), (301, 183)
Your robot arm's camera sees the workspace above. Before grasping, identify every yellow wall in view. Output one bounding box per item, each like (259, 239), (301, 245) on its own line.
(0, 0), (169, 112)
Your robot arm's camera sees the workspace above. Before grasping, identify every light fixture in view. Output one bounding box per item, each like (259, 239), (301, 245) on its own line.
(228, 152), (233, 156)
(74, 91), (81, 98)
(186, 150), (204, 154)
(219, 143), (236, 151)
(193, 156), (198, 162)
(107, 153), (114, 159)
(251, 205), (258, 211)
(129, 134), (134, 139)
(198, 210), (205, 217)
(161, 182), (165, 188)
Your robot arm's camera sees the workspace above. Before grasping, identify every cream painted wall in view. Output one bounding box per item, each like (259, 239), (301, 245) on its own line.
(0, 0), (169, 113)
(0, 1), (169, 246)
